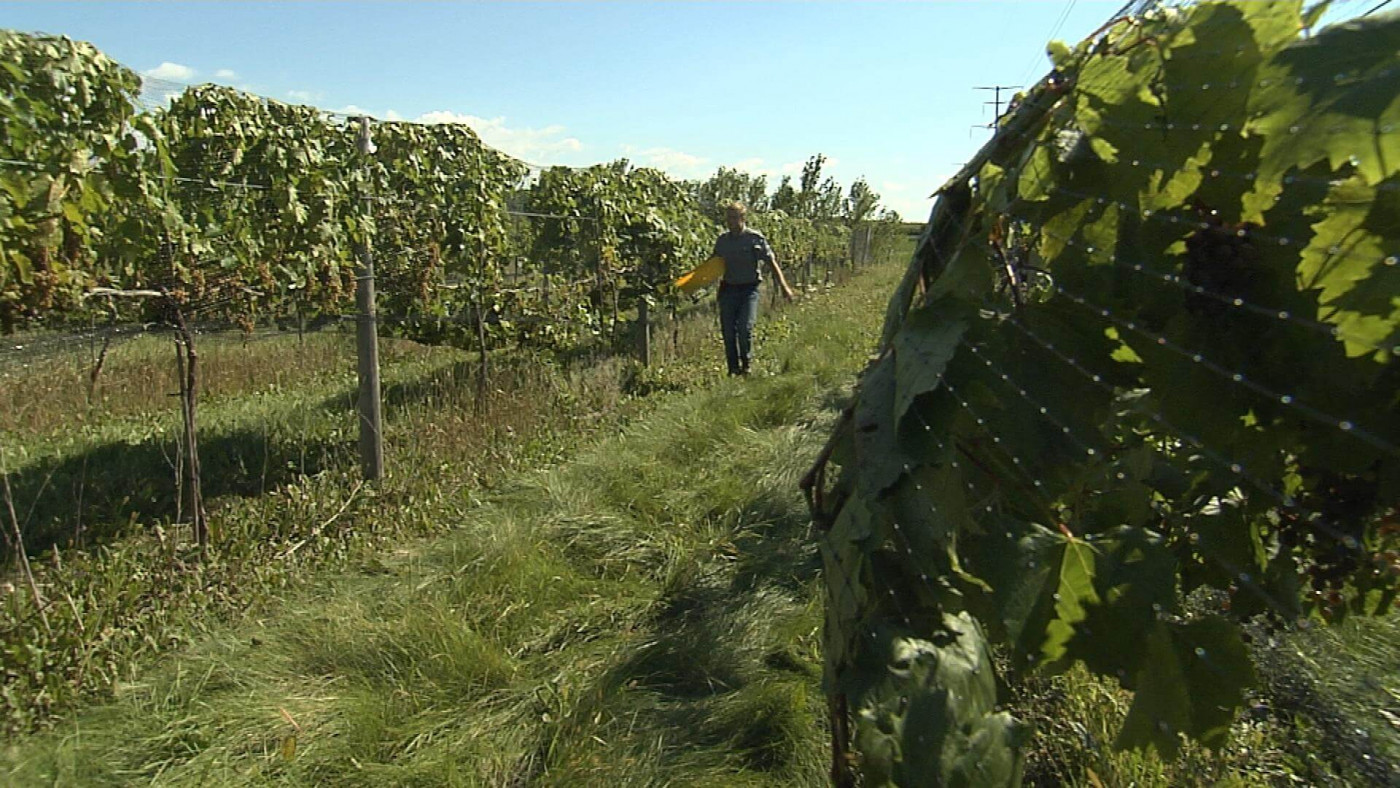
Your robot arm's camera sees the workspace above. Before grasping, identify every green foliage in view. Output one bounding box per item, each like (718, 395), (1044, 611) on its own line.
(693, 165), (770, 222)
(1, 28), (866, 352)
(362, 120), (527, 344)
(156, 86), (361, 326)
(851, 615), (1027, 787)
(846, 178), (881, 225)
(816, 2), (1400, 783)
(0, 31), (167, 331)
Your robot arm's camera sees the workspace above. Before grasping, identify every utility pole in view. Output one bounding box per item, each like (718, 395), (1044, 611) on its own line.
(972, 85), (1023, 131)
(354, 116), (384, 483)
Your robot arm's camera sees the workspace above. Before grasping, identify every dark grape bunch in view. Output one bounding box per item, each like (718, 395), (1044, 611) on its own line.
(1181, 204), (1261, 318)
(1288, 468), (1388, 621)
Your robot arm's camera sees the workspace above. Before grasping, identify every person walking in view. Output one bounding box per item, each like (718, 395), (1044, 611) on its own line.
(713, 202), (796, 376)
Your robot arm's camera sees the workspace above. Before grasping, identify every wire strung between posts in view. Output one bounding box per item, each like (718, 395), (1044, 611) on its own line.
(0, 156), (601, 219)
(0, 155), (281, 198)
(968, 10), (1395, 173)
(1072, 149), (1400, 194)
(961, 341), (1100, 457)
(959, 337), (1310, 632)
(907, 403), (1002, 517)
(1017, 0), (1082, 89)
(1022, 223), (1399, 356)
(942, 375), (1084, 500)
(997, 312), (1366, 553)
(1045, 184), (1398, 268)
(962, 336), (1335, 626)
(1013, 93), (1380, 142)
(1046, 280), (1400, 458)
(1152, 66), (1400, 94)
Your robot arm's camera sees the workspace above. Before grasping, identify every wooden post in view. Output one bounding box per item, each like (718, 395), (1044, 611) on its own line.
(611, 286), (620, 343)
(354, 117), (384, 483)
(172, 308), (208, 553)
(474, 291), (490, 413)
(637, 297), (652, 367)
(2, 463), (50, 635)
(670, 302), (679, 357)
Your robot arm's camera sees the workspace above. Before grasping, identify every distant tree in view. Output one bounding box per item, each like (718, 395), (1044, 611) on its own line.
(770, 175), (799, 215)
(845, 177), (880, 225)
(695, 167), (769, 224)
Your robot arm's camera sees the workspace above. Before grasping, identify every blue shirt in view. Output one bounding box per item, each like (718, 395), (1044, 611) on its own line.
(713, 228), (774, 286)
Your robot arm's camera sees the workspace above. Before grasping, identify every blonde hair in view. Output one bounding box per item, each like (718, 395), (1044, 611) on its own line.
(724, 201), (747, 217)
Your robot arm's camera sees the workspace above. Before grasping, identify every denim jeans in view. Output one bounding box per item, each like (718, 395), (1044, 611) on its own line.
(718, 282), (760, 375)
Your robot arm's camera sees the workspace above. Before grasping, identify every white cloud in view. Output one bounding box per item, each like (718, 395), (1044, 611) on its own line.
(142, 62), (196, 82)
(213, 68), (238, 80)
(875, 175), (946, 222)
(619, 145), (710, 177)
(415, 111), (584, 162)
(384, 109), (404, 122)
(730, 157), (768, 175)
(287, 89), (323, 103)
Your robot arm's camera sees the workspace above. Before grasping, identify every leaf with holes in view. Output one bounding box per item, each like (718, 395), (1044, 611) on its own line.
(892, 300), (969, 426)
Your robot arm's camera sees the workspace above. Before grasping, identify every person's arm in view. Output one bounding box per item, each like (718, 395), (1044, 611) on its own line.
(767, 254), (796, 301)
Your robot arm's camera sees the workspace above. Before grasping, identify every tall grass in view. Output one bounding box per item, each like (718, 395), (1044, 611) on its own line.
(0, 261), (905, 784)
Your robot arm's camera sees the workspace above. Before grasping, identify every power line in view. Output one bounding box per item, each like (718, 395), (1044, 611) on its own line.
(1017, 0), (1081, 89)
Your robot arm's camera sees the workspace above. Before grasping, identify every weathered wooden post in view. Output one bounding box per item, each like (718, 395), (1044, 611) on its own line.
(353, 117), (384, 482)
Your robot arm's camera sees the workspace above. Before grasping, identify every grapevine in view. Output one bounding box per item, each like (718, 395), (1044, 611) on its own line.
(809, 3), (1400, 784)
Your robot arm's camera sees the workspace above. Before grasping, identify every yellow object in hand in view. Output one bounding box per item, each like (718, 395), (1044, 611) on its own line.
(673, 255), (725, 295)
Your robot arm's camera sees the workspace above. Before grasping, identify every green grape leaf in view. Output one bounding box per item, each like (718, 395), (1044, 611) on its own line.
(1297, 174), (1400, 358)
(1161, 0), (1301, 133)
(973, 522), (1101, 669)
(1116, 617), (1255, 756)
(1068, 526), (1177, 679)
(851, 614), (1027, 787)
(1249, 13), (1400, 188)
(892, 300), (969, 426)
(822, 496), (876, 672)
(880, 257), (925, 351)
(1017, 145), (1056, 205)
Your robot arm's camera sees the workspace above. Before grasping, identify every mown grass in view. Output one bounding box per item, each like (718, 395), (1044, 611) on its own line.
(0, 261), (902, 785)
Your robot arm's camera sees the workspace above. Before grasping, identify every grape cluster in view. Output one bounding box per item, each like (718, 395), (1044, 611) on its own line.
(1182, 211), (1261, 318)
(1288, 468), (1382, 620)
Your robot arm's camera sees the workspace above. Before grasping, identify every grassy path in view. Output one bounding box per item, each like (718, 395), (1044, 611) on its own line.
(2, 263), (904, 786)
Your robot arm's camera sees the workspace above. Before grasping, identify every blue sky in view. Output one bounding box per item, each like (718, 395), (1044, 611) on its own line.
(1, 1), (1373, 220)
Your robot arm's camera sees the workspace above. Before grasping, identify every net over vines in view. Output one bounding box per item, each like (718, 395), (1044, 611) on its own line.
(805, 2), (1399, 784)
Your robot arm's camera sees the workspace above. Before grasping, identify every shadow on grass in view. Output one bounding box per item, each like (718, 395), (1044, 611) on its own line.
(5, 426), (350, 560)
(5, 357), (486, 562)
(522, 484), (824, 779)
(6, 344), (618, 563)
